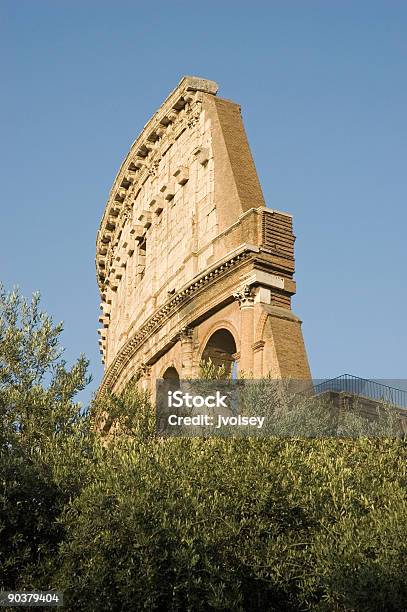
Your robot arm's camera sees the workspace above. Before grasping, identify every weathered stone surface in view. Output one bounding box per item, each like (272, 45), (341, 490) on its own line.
(95, 76), (311, 393)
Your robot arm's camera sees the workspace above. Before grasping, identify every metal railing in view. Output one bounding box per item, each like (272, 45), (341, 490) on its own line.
(313, 374), (407, 409)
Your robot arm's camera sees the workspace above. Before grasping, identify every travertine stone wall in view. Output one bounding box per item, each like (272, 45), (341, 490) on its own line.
(96, 76), (311, 394)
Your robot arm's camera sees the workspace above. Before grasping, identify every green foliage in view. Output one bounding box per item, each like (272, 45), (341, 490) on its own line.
(57, 430), (407, 611)
(199, 357), (230, 380)
(1, 286), (406, 611)
(237, 379), (337, 437)
(91, 381), (155, 442)
(238, 379), (405, 438)
(60, 378), (407, 611)
(338, 398), (403, 437)
(0, 285), (93, 589)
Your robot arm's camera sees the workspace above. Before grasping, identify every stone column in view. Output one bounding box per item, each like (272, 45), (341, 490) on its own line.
(179, 326), (194, 379)
(253, 340), (265, 378)
(138, 363), (151, 393)
(234, 285), (255, 376)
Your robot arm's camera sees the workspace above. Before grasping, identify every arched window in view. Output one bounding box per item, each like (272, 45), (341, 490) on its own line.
(162, 366), (180, 391)
(163, 366), (180, 383)
(201, 329), (237, 378)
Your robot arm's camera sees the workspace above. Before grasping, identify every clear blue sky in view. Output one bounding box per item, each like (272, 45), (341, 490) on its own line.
(1, 1), (406, 406)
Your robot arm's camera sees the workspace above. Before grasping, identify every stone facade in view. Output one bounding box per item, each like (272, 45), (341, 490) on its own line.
(96, 76), (311, 393)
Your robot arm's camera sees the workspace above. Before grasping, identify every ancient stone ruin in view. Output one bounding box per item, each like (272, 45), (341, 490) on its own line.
(96, 76), (311, 393)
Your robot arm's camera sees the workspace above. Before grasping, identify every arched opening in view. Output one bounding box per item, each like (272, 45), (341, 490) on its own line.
(162, 366), (180, 391)
(163, 366), (180, 383)
(201, 329), (238, 378)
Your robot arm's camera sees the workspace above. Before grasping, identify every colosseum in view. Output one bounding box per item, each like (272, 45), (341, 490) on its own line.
(96, 76), (311, 393)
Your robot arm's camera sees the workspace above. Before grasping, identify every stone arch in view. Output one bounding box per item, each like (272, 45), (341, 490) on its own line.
(162, 366), (180, 382)
(161, 365), (180, 392)
(199, 320), (240, 361)
(200, 327), (238, 377)
(255, 309), (270, 344)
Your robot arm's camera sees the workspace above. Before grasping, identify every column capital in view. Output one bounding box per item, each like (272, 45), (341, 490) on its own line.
(179, 325), (194, 341)
(233, 285), (255, 308)
(138, 362), (151, 377)
(253, 340), (266, 352)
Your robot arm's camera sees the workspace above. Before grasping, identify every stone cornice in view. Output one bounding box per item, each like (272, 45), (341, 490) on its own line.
(96, 76), (218, 291)
(97, 245), (253, 396)
(96, 204), (296, 362)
